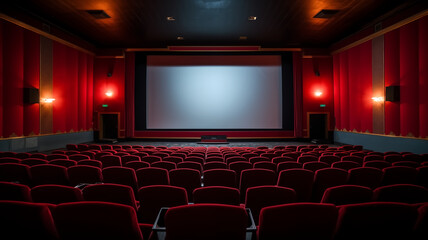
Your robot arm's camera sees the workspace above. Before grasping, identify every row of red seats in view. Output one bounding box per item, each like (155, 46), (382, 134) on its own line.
(1, 161), (427, 201)
(1, 199), (427, 239)
(2, 180), (428, 225)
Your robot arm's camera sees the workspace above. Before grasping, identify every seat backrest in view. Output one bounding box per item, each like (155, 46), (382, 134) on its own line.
(319, 155), (341, 165)
(414, 203), (428, 240)
(203, 169), (236, 188)
(335, 202), (418, 240)
(0, 200), (58, 240)
(277, 168), (314, 202)
(245, 186), (296, 225)
(49, 159), (77, 168)
(373, 183), (428, 204)
(99, 155), (122, 168)
(303, 161), (330, 172)
(332, 161), (361, 171)
(297, 155), (318, 164)
(363, 160), (391, 169)
(347, 167), (383, 189)
(136, 167), (170, 187)
(417, 166), (428, 188)
(30, 164), (69, 186)
(193, 186), (240, 206)
(253, 162), (277, 172)
(124, 161), (150, 171)
(0, 181), (32, 201)
(31, 184), (83, 204)
(137, 185), (188, 224)
(169, 168), (201, 202)
(165, 203), (247, 240)
(381, 166), (418, 185)
(82, 183), (138, 210)
(68, 154), (91, 161)
(152, 161), (177, 171)
(177, 161), (202, 174)
(321, 184), (373, 205)
(312, 168), (348, 202)
(77, 159), (102, 168)
(258, 203), (338, 240)
(53, 201), (143, 240)
(102, 166), (139, 193)
(239, 169), (276, 202)
(120, 155), (141, 165)
(0, 163), (32, 185)
(277, 161), (303, 172)
(0, 157), (21, 164)
(203, 161), (227, 170)
(67, 165), (103, 186)
(141, 155), (162, 164)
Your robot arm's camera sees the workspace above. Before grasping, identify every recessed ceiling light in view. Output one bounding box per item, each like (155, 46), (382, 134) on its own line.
(177, 36), (184, 40)
(85, 10), (111, 19)
(313, 9), (340, 18)
(239, 36), (248, 40)
(248, 16), (257, 21)
(166, 16), (176, 21)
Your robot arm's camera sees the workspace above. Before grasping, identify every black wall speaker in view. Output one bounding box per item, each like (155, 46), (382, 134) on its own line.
(385, 86), (400, 102)
(23, 87), (40, 104)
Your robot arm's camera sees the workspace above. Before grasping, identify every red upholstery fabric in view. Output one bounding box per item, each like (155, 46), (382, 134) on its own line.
(373, 184), (428, 204)
(82, 183), (138, 210)
(31, 184), (83, 204)
(321, 184), (373, 205)
(0, 200), (58, 240)
(67, 165), (102, 186)
(258, 203), (337, 240)
(137, 185), (188, 224)
(53, 201), (143, 240)
(203, 169), (236, 188)
(335, 202), (418, 240)
(164, 204), (247, 240)
(0, 181), (32, 201)
(277, 168), (314, 202)
(193, 186), (240, 206)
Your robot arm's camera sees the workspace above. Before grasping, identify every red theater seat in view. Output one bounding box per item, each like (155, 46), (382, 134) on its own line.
(193, 186), (240, 206)
(169, 168), (201, 202)
(53, 201), (145, 240)
(335, 202), (418, 240)
(82, 183), (138, 210)
(67, 165), (102, 186)
(312, 168), (348, 202)
(164, 204), (247, 240)
(0, 200), (58, 240)
(277, 168), (314, 202)
(203, 169), (236, 188)
(151, 161), (177, 171)
(347, 167), (383, 189)
(49, 159), (77, 168)
(137, 185), (188, 224)
(31, 184), (83, 204)
(76, 159), (103, 168)
(373, 184), (428, 204)
(30, 164), (69, 186)
(124, 161), (150, 171)
(102, 166), (139, 193)
(244, 186), (296, 225)
(239, 169), (276, 202)
(257, 203), (338, 240)
(99, 155), (122, 168)
(381, 166), (418, 185)
(68, 154), (91, 161)
(0, 163), (32, 185)
(321, 185), (373, 205)
(136, 167), (170, 187)
(0, 181), (32, 201)
(303, 161), (330, 172)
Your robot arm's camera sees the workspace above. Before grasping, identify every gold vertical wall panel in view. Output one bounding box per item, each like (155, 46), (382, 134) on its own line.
(372, 36), (385, 134)
(40, 36), (53, 134)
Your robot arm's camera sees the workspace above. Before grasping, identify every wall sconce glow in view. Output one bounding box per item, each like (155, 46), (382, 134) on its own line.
(105, 91), (113, 97)
(42, 98), (55, 103)
(371, 96), (384, 102)
(314, 91), (323, 97)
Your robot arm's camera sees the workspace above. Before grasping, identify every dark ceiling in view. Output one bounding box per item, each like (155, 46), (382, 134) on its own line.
(2, 0), (428, 49)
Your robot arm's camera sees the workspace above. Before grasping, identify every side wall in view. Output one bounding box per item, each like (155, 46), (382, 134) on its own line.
(333, 15), (428, 153)
(0, 19), (94, 152)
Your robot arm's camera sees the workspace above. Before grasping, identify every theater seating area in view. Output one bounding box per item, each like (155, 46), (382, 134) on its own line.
(1, 143), (428, 239)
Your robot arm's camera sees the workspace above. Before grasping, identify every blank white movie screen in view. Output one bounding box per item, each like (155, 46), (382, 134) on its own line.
(146, 55), (282, 129)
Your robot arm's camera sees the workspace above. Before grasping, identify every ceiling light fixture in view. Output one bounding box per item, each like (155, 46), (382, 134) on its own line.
(239, 36), (248, 40)
(248, 16), (257, 21)
(313, 9), (340, 18)
(85, 10), (111, 19)
(177, 36), (184, 40)
(166, 16), (176, 21)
